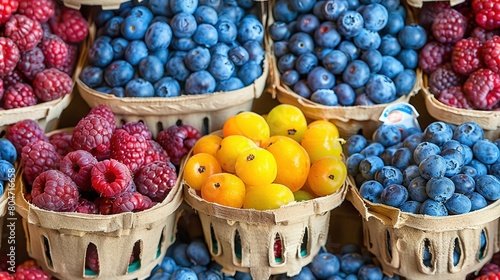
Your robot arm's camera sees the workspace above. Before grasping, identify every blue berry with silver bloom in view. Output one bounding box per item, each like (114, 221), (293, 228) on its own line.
(475, 175), (500, 201)
(472, 139), (500, 165)
(419, 154), (447, 180)
(413, 141), (441, 165)
(399, 200), (421, 214)
(375, 165), (403, 187)
(373, 124), (402, 147)
(425, 177), (455, 203)
(380, 184), (408, 207)
(391, 147), (412, 171)
(420, 199), (448, 216)
(359, 156), (385, 180)
(452, 122), (484, 147)
(422, 121), (454, 147)
(468, 192), (488, 211)
(402, 165), (420, 187)
(407, 176), (428, 202)
(445, 193), (472, 215)
(360, 142), (385, 157)
(346, 134), (368, 156)
(450, 173), (475, 196)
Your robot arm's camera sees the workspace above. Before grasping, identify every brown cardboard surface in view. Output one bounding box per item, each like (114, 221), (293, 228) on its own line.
(405, 0), (465, 8)
(62, 0), (136, 10)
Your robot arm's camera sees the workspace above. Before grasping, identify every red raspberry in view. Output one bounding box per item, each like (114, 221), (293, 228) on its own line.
(2, 82), (37, 109)
(71, 115), (114, 156)
(455, 5), (477, 37)
(48, 130), (73, 156)
(40, 34), (68, 68)
(479, 263), (500, 276)
(31, 169), (79, 212)
(18, 0), (54, 23)
(274, 238), (282, 258)
(74, 198), (98, 214)
(429, 63), (465, 98)
(157, 125), (202, 166)
(452, 37), (484, 75)
(110, 129), (148, 174)
(135, 161), (178, 202)
(418, 41), (454, 74)
(418, 1), (451, 31)
(0, 37), (20, 76)
(94, 196), (114, 215)
(14, 263), (50, 280)
(32, 68), (73, 102)
(482, 36), (500, 74)
(432, 8), (468, 44)
(91, 159), (132, 198)
(0, 0), (18, 25)
(17, 47), (46, 80)
(2, 69), (26, 88)
(56, 43), (78, 75)
(21, 139), (62, 186)
(49, 7), (89, 43)
(464, 68), (500, 109)
(87, 104), (116, 128)
(472, 26), (500, 42)
(4, 14), (43, 52)
(0, 272), (14, 280)
(85, 243), (100, 272)
(59, 150), (98, 192)
(7, 119), (47, 154)
(438, 86), (473, 109)
(112, 191), (149, 213)
(475, 272), (500, 280)
(144, 139), (170, 165)
(121, 122), (152, 140)
(473, 0), (500, 31)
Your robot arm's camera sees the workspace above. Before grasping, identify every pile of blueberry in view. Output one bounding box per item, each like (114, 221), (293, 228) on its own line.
(269, 0), (426, 106)
(0, 138), (17, 197)
(79, 0), (266, 97)
(346, 121), (500, 216)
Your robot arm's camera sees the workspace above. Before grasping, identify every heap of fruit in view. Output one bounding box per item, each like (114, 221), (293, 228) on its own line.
(7, 104), (202, 214)
(269, 0), (426, 106)
(183, 104), (347, 210)
(0, 138), (17, 196)
(346, 121), (500, 216)
(0, 0), (88, 109)
(420, 0), (500, 110)
(79, 0), (265, 97)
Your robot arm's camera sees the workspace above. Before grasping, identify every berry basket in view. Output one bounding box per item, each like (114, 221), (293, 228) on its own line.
(346, 176), (500, 280)
(182, 151), (348, 280)
(266, 1), (423, 139)
(405, 0), (464, 8)
(62, 0), (134, 10)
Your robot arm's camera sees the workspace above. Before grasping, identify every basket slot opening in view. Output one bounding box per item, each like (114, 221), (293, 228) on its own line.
(128, 240), (142, 274)
(385, 230), (392, 261)
(202, 117), (209, 136)
(300, 227), (309, 258)
(156, 121), (164, 133)
(210, 223), (219, 255)
(0, 130), (5, 138)
(273, 233), (284, 264)
(234, 230), (242, 261)
(453, 237), (461, 267)
(84, 243), (99, 277)
(422, 238), (433, 268)
(479, 229), (488, 260)
(157, 230), (165, 259)
(176, 119), (183, 126)
(42, 235), (53, 269)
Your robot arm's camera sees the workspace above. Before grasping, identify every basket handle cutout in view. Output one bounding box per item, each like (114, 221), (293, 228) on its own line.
(479, 229), (488, 260)
(209, 223), (220, 256)
(273, 233), (284, 264)
(233, 230), (243, 265)
(300, 227), (309, 258)
(452, 238), (462, 268)
(128, 240), (143, 274)
(84, 243), (99, 277)
(42, 235), (53, 270)
(385, 230), (393, 263)
(422, 238), (433, 269)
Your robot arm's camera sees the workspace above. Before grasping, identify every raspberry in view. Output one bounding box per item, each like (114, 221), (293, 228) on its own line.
(85, 243), (100, 272)
(50, 7), (89, 43)
(32, 68), (73, 102)
(475, 272), (500, 280)
(112, 191), (148, 213)
(18, 0), (54, 23)
(482, 36), (500, 74)
(121, 121), (152, 140)
(432, 8), (468, 44)
(31, 169), (79, 212)
(87, 104), (116, 128)
(472, 26), (500, 42)
(94, 196), (114, 215)
(157, 125), (202, 166)
(71, 115), (114, 156)
(14, 263), (51, 280)
(0, 0), (18, 25)
(274, 238), (282, 258)
(4, 14), (43, 52)
(0, 272), (14, 280)
(56, 43), (78, 75)
(473, 0), (500, 31)
(7, 119), (47, 154)
(110, 129), (148, 174)
(0, 37), (21, 76)
(429, 63), (466, 98)
(438, 86), (473, 109)
(59, 150), (98, 192)
(2, 82), (37, 109)
(452, 37), (484, 75)
(418, 1), (451, 31)
(418, 41), (454, 74)
(144, 139), (170, 165)
(48, 130), (73, 156)
(91, 159), (132, 198)
(2, 69), (26, 88)
(74, 197), (98, 214)
(464, 68), (500, 109)
(135, 161), (178, 202)
(17, 47), (46, 80)
(479, 263), (500, 276)
(21, 139), (61, 186)
(40, 34), (68, 68)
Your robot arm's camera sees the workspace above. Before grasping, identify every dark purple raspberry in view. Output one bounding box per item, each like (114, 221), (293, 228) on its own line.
(40, 34), (68, 68)
(2, 69), (26, 88)
(91, 159), (132, 198)
(429, 63), (465, 98)
(144, 140), (170, 165)
(418, 41), (454, 74)
(2, 82), (37, 109)
(94, 197), (114, 215)
(111, 191), (148, 213)
(438, 86), (473, 109)
(87, 104), (116, 129)
(17, 47), (46, 80)
(452, 37), (484, 75)
(464, 68), (500, 109)
(48, 130), (73, 156)
(482, 36), (500, 74)
(71, 115), (114, 156)
(21, 139), (61, 186)
(471, 26), (500, 43)
(7, 119), (47, 154)
(135, 161), (177, 202)
(473, 0), (500, 31)
(157, 125), (202, 166)
(74, 198), (98, 214)
(110, 129), (148, 174)
(432, 8), (468, 44)
(56, 43), (78, 75)
(121, 122), (152, 140)
(0, 37), (21, 76)
(4, 14), (43, 52)
(32, 67), (73, 102)
(418, 1), (451, 31)
(31, 169), (79, 212)
(59, 150), (98, 192)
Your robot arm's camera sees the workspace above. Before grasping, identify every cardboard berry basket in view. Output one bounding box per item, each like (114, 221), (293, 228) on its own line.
(266, 1), (423, 140)
(346, 176), (500, 280)
(182, 151), (348, 280)
(14, 162), (183, 280)
(62, 0), (134, 10)
(405, 0), (465, 8)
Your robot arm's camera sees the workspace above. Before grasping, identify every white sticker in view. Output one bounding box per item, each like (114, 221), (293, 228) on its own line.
(379, 102), (421, 130)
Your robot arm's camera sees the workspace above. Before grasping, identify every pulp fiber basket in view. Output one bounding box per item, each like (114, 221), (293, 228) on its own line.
(346, 177), (500, 280)
(183, 171), (348, 279)
(266, 1), (422, 139)
(62, 0), (137, 10)
(15, 167), (183, 280)
(405, 0), (465, 8)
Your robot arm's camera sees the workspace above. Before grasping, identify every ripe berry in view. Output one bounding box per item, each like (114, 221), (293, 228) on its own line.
(49, 7), (89, 43)
(463, 68), (500, 109)
(121, 121), (152, 140)
(157, 124), (202, 166)
(87, 104), (116, 128)
(32, 68), (73, 102)
(112, 191), (149, 213)
(48, 130), (73, 156)
(418, 41), (454, 74)
(21, 139), (62, 185)
(432, 8), (467, 44)
(452, 37), (484, 75)
(7, 119), (47, 154)
(473, 0), (500, 31)
(144, 139), (170, 164)
(0, 37), (21, 76)
(71, 115), (114, 156)
(4, 14), (43, 52)
(31, 169), (79, 212)
(438, 86), (473, 109)
(482, 36), (500, 74)
(17, 47), (46, 80)
(429, 63), (465, 98)
(91, 159), (132, 198)
(40, 34), (69, 68)
(110, 128), (148, 174)
(59, 150), (98, 192)
(2, 82), (37, 109)
(14, 262), (51, 280)
(135, 161), (177, 202)
(0, 0), (19, 25)
(17, 0), (54, 23)
(74, 198), (98, 214)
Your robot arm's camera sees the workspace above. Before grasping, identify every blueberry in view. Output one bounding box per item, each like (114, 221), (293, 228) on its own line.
(322, 50), (349, 75)
(407, 176), (428, 202)
(150, 272), (172, 280)
(420, 199), (448, 216)
(373, 124), (402, 147)
(211, 42), (232, 57)
(365, 74), (396, 104)
(337, 10), (364, 38)
(425, 177), (455, 203)
(473, 139), (500, 165)
(380, 147), (397, 165)
(273, 0), (299, 22)
(294, 80), (312, 98)
(124, 40), (149, 66)
(320, 0), (349, 21)
(209, 54), (235, 81)
(353, 28), (381, 50)
(403, 133), (423, 152)
(380, 0), (399, 10)
(346, 134), (368, 155)
(355, 93), (375, 105)
(154, 77), (181, 97)
(171, 267), (198, 280)
(375, 166), (403, 187)
(110, 37), (129, 60)
(340, 253), (364, 274)
(0, 139), (16, 164)
(157, 256), (177, 274)
(461, 144), (473, 165)
(88, 39), (114, 68)
(288, 266), (316, 280)
(311, 89), (339, 106)
(468, 192), (488, 211)
(151, 48), (169, 64)
(124, 78), (155, 97)
(138, 55), (164, 83)
(307, 66), (335, 91)
(441, 148), (464, 177)
(394, 69), (416, 97)
(104, 16), (124, 37)
(296, 13), (320, 33)
(281, 70), (300, 86)
(361, 3), (388, 31)
(378, 33), (401, 56)
(490, 161), (500, 180)
(171, 13), (197, 38)
(144, 21), (172, 52)
(237, 16), (264, 43)
(423, 122), (454, 147)
(95, 9), (114, 27)
(343, 60), (370, 88)
(357, 264), (383, 280)
(340, 243), (362, 255)
(396, 49), (418, 70)
(278, 53), (297, 73)
(185, 46), (211, 72)
(186, 239), (211, 266)
(360, 142), (385, 157)
(121, 13), (152, 40)
(215, 77), (245, 91)
(314, 21), (341, 48)
(309, 252), (340, 279)
(194, 24), (219, 48)
(170, 0), (198, 14)
(79, 66), (104, 88)
(379, 56), (404, 79)
(171, 37), (198, 51)
(314, 46), (334, 61)
(399, 200), (421, 214)
(110, 87), (125, 97)
(419, 154), (447, 180)
(295, 53), (318, 75)
(238, 61), (262, 86)
(186, 70), (217, 94)
(397, 23), (427, 50)
(402, 165), (420, 187)
(171, 243), (191, 267)
(0, 159), (14, 181)
(445, 193), (472, 215)
(289, 0), (316, 13)
(334, 83), (356, 106)
(288, 32), (315, 56)
(413, 142), (441, 165)
(166, 55), (191, 82)
(148, 0), (173, 17)
(194, 5), (218, 25)
(392, 147), (412, 170)
(234, 271), (252, 280)
(360, 49), (382, 73)
(338, 40), (361, 61)
(450, 174), (475, 196)
(476, 175), (500, 201)
(380, 183), (408, 207)
(359, 156), (384, 180)
(104, 60), (135, 87)
(218, 3), (245, 23)
(467, 159), (488, 177)
(243, 40), (265, 64)
(452, 122), (484, 147)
